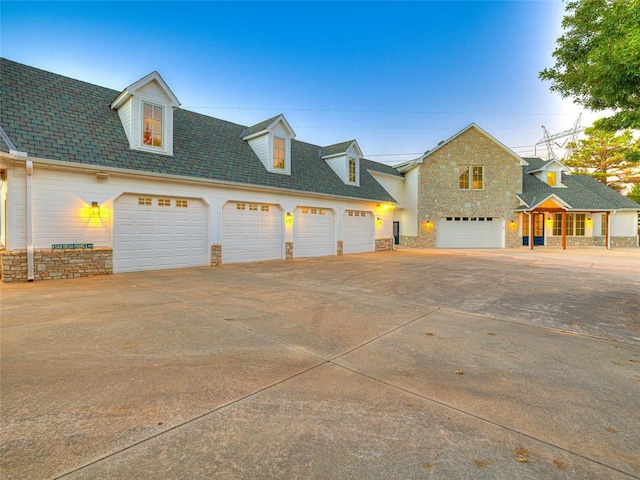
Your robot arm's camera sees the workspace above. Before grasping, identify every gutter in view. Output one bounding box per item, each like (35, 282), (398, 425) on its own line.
(26, 160), (34, 281)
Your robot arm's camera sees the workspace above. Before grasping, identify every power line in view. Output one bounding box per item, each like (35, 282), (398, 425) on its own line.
(184, 105), (575, 117)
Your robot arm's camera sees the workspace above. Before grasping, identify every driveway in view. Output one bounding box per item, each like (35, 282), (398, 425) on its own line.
(1, 248), (639, 479)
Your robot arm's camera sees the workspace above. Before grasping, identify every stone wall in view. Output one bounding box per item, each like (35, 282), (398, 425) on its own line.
(375, 238), (394, 252)
(538, 236), (636, 248)
(211, 244), (222, 266)
(1, 248), (112, 283)
(403, 127), (522, 249)
(337, 240), (343, 255)
(611, 236), (638, 248)
(285, 241), (293, 260)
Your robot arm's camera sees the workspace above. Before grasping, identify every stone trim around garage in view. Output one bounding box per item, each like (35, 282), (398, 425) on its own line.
(285, 241), (294, 260)
(211, 244), (222, 266)
(1, 248), (113, 283)
(375, 238), (394, 252)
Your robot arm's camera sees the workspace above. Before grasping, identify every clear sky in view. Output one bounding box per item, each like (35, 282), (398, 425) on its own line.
(1, 1), (597, 163)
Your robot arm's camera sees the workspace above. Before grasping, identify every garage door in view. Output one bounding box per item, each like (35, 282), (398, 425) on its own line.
(343, 210), (374, 254)
(293, 207), (334, 258)
(222, 202), (283, 263)
(437, 216), (504, 248)
(114, 194), (208, 273)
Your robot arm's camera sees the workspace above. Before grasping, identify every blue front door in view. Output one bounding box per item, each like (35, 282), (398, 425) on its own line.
(523, 213), (545, 246)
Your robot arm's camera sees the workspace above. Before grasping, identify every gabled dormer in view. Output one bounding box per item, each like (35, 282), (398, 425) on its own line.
(321, 140), (362, 186)
(242, 114), (295, 175)
(110, 72), (180, 156)
(527, 158), (570, 187)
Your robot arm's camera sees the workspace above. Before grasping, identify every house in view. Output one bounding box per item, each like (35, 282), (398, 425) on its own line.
(0, 58), (399, 282)
(391, 124), (640, 249)
(1, 59), (638, 283)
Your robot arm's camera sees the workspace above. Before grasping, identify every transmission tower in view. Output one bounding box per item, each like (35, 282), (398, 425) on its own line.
(535, 113), (584, 160)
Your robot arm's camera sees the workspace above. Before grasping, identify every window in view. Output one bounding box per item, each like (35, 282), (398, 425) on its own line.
(522, 214), (529, 235)
(273, 137), (285, 169)
(143, 103), (163, 147)
(311, 208), (317, 214)
(261, 205), (269, 212)
(236, 203), (245, 210)
(553, 213), (563, 236)
(547, 172), (557, 186)
(601, 214), (607, 236)
(552, 213), (585, 236)
(319, 209), (325, 215)
(176, 199), (188, 208)
(138, 197), (152, 206)
(158, 198), (171, 207)
(302, 207), (309, 214)
(459, 166), (483, 190)
(249, 204), (258, 211)
(348, 157), (356, 183)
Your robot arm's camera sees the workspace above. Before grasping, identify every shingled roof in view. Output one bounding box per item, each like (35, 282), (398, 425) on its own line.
(0, 58), (396, 203)
(519, 159), (640, 210)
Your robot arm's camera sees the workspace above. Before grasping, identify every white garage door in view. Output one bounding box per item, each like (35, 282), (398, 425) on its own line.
(293, 207), (334, 258)
(114, 194), (208, 273)
(222, 202), (283, 263)
(343, 211), (374, 254)
(437, 216), (504, 248)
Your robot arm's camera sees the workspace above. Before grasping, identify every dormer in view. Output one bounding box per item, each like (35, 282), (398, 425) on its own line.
(242, 114), (295, 175)
(110, 72), (180, 156)
(321, 140), (363, 186)
(528, 159), (570, 187)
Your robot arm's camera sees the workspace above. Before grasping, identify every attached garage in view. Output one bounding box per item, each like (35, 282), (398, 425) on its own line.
(114, 194), (208, 273)
(343, 210), (374, 254)
(436, 216), (504, 248)
(222, 202), (283, 263)
(293, 207), (334, 258)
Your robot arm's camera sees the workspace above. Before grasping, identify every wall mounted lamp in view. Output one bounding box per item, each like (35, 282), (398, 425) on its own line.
(586, 217), (593, 227)
(91, 201), (100, 216)
(546, 218), (553, 227)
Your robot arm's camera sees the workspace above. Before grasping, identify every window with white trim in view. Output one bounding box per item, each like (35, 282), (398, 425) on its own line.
(459, 166), (483, 190)
(273, 137), (285, 169)
(348, 157), (356, 183)
(601, 214), (607, 236)
(553, 213), (585, 236)
(143, 103), (163, 148)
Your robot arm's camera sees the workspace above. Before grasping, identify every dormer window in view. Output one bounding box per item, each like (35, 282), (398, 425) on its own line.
(143, 103), (163, 148)
(547, 171), (557, 186)
(273, 136), (285, 169)
(348, 157), (357, 183)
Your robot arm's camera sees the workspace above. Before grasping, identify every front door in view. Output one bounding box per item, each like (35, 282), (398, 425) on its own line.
(393, 221), (400, 244)
(522, 213), (545, 246)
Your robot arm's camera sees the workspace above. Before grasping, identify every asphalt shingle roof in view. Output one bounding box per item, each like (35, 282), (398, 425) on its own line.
(520, 166), (640, 210)
(320, 140), (356, 158)
(0, 58), (396, 203)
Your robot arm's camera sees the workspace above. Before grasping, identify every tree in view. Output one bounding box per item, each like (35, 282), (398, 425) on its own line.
(539, 0), (640, 131)
(628, 183), (640, 203)
(565, 127), (640, 191)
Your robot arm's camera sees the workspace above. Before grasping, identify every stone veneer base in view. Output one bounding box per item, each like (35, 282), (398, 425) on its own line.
(1, 248), (113, 283)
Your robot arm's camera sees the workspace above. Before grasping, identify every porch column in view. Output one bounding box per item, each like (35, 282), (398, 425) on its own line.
(561, 211), (566, 250)
(529, 212), (534, 250)
(605, 211), (610, 250)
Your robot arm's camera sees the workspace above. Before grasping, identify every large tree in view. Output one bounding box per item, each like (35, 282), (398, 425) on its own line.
(539, 0), (640, 131)
(565, 126), (640, 190)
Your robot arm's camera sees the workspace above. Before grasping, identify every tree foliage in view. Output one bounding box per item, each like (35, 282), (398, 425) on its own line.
(540, 0), (640, 131)
(565, 127), (640, 190)
(627, 183), (640, 203)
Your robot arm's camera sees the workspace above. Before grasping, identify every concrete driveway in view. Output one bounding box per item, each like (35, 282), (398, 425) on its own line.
(1, 248), (639, 479)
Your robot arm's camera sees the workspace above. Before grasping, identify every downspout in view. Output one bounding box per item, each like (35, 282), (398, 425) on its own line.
(526, 212), (533, 250)
(607, 211), (616, 250)
(26, 160), (34, 281)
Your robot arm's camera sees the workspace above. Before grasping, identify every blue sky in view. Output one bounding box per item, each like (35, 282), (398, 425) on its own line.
(2, 1), (593, 163)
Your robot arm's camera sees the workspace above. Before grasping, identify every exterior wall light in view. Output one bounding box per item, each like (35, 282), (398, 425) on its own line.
(546, 218), (553, 227)
(91, 201), (100, 216)
(285, 212), (293, 225)
(586, 217), (593, 227)
(510, 220), (517, 230)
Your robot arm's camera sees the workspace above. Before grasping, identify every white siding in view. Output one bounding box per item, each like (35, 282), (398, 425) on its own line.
(7, 166), (27, 250)
(325, 156), (347, 183)
(369, 171), (404, 205)
(247, 134), (269, 170)
(116, 98), (132, 144)
(611, 211), (638, 236)
(399, 167), (419, 236)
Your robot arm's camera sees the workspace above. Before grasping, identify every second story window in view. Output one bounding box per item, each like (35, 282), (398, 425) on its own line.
(459, 166), (483, 190)
(348, 157), (356, 183)
(273, 137), (285, 169)
(143, 103), (163, 148)
(547, 171), (557, 186)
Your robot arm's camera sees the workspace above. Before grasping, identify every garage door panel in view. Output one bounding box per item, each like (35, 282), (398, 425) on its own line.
(343, 211), (374, 254)
(222, 203), (283, 263)
(114, 194), (209, 273)
(437, 217), (504, 248)
(293, 207), (334, 258)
